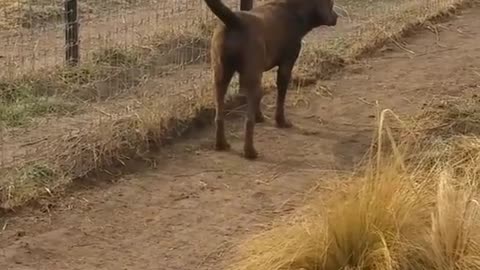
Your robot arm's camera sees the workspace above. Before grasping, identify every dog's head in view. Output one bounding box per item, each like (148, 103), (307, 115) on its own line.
(311, 0), (338, 27)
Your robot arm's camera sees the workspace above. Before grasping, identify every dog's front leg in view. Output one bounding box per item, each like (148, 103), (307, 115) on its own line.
(275, 45), (301, 128)
(275, 63), (295, 128)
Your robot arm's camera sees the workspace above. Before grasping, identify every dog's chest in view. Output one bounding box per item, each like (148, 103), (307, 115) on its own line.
(263, 35), (302, 70)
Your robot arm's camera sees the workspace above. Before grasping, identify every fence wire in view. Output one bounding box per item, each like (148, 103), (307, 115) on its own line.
(0, 0), (235, 77)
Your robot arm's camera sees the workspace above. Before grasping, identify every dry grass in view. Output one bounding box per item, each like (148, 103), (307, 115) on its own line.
(0, 23), (210, 127)
(0, 0), (155, 29)
(226, 101), (480, 270)
(403, 97), (480, 186)
(0, 0), (474, 210)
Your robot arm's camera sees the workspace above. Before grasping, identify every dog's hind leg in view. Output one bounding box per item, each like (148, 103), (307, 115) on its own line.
(240, 73), (262, 159)
(214, 65), (234, 151)
(255, 92), (265, 123)
(275, 46), (301, 128)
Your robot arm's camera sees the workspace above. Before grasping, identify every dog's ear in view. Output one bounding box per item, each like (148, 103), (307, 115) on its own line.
(313, 0), (338, 27)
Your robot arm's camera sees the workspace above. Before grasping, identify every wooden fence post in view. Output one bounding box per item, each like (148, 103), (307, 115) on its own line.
(64, 0), (79, 66)
(240, 0), (253, 10)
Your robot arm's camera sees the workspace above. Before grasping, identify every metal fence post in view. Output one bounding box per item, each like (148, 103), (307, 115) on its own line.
(240, 0), (253, 10)
(64, 0), (79, 66)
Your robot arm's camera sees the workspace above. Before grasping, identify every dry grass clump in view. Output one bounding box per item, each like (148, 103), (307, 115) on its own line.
(229, 164), (480, 270)
(419, 170), (480, 270)
(228, 107), (480, 270)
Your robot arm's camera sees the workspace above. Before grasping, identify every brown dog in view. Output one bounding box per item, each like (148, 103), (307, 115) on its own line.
(205, 0), (338, 159)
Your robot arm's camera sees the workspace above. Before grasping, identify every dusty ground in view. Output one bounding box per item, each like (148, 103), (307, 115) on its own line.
(1, 6), (479, 270)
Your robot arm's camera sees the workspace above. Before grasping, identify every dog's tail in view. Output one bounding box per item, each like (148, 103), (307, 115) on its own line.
(204, 0), (243, 28)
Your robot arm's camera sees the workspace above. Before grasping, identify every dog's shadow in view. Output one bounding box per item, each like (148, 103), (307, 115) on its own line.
(332, 128), (373, 170)
(289, 121), (373, 169)
(215, 96), (374, 166)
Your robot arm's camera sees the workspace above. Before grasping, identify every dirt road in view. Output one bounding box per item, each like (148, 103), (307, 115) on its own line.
(1, 7), (479, 270)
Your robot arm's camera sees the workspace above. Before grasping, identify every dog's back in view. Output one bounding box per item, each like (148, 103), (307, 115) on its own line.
(210, 1), (307, 72)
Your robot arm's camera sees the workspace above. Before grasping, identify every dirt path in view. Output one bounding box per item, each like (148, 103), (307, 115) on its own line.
(1, 7), (479, 270)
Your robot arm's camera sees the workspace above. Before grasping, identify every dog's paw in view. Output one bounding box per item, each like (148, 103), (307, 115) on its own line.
(275, 119), (293, 129)
(215, 141), (231, 151)
(243, 147), (258, 160)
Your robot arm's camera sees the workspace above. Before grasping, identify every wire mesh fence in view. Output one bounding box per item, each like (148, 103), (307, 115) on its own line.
(0, 0), (237, 77)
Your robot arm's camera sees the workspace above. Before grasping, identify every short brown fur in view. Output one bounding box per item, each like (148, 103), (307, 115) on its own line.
(205, 0), (338, 159)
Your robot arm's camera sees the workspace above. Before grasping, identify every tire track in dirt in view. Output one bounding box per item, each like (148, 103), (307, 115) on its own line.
(1, 7), (479, 270)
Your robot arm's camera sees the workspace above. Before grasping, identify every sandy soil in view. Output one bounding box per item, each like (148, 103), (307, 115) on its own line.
(0, 6), (479, 270)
